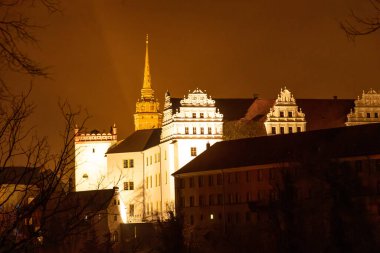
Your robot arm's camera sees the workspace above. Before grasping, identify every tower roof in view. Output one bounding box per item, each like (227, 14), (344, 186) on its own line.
(141, 34), (154, 99)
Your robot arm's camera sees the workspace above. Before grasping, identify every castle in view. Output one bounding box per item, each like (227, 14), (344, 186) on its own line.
(74, 36), (380, 224)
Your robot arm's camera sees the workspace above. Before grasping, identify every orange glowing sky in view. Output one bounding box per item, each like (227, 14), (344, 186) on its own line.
(7, 0), (380, 151)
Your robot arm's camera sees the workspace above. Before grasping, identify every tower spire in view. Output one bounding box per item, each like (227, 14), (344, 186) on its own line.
(141, 34), (154, 98)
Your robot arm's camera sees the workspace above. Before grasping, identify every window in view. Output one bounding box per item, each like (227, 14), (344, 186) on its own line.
(198, 176), (204, 187)
(82, 174), (88, 179)
(199, 195), (205, 206)
(200, 113), (204, 118)
(289, 127), (293, 133)
(180, 178), (185, 189)
(375, 113), (379, 118)
(257, 169), (264, 182)
(217, 194), (223, 205)
(190, 215), (194, 225)
(200, 127), (204, 134)
(271, 127), (276, 134)
(193, 127), (196, 134)
(192, 113), (196, 118)
(123, 159), (134, 168)
(208, 175), (214, 186)
(185, 127), (189, 134)
(246, 171), (251, 182)
(129, 204), (134, 216)
(150, 176), (152, 188)
(367, 112), (371, 118)
(217, 174), (223, 185)
(280, 111), (284, 117)
(288, 111), (293, 117)
(297, 127), (301, 132)
(209, 195), (215, 205)
(191, 147), (197, 156)
(112, 231), (119, 242)
(92, 148), (95, 153)
(146, 157), (148, 166)
(189, 196), (194, 207)
(208, 127), (212, 134)
(189, 177), (194, 188)
(114, 215), (117, 221)
(150, 156), (152, 165)
(280, 127), (285, 134)
(124, 182), (134, 190)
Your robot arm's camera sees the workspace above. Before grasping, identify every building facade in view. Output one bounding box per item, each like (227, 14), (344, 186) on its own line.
(346, 88), (380, 126)
(264, 87), (306, 135)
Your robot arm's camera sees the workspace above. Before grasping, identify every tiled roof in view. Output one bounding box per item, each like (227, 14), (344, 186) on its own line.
(173, 123), (380, 176)
(63, 189), (115, 212)
(244, 98), (355, 130)
(106, 128), (161, 154)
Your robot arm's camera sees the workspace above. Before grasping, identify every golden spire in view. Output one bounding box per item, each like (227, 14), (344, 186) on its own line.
(141, 34), (154, 99)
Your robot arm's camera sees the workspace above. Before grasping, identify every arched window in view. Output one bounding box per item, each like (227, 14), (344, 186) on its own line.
(112, 231), (119, 242)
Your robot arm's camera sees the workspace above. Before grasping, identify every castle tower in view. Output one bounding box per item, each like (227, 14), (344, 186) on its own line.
(134, 35), (162, 131)
(264, 87), (306, 135)
(74, 124), (118, 191)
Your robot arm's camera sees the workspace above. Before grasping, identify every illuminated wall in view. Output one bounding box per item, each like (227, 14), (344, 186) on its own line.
(264, 87), (306, 135)
(74, 126), (117, 191)
(346, 89), (380, 126)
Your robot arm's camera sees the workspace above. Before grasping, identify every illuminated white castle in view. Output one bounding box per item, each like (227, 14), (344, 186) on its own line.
(74, 36), (380, 224)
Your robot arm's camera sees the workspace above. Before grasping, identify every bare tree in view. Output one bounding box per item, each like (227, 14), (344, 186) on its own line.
(341, 0), (380, 40)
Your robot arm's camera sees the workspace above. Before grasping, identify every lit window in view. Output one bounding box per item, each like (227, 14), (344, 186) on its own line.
(191, 147), (197, 156)
(185, 127), (189, 134)
(200, 113), (204, 118)
(210, 214), (214, 220)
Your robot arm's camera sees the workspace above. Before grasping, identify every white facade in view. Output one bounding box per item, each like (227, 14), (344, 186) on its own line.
(346, 89), (380, 126)
(264, 87), (306, 135)
(74, 125), (117, 191)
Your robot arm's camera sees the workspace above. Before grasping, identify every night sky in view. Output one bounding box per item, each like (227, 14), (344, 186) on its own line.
(7, 0), (380, 152)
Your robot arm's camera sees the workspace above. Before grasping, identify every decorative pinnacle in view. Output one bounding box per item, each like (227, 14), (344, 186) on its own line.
(141, 34), (154, 98)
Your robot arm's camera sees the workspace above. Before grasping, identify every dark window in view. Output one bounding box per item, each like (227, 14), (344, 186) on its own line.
(217, 194), (223, 205)
(124, 181), (134, 190)
(200, 113), (204, 118)
(208, 175), (214, 186)
(217, 174), (223, 185)
(288, 111), (292, 117)
(124, 159), (134, 168)
(129, 204), (134, 216)
(246, 171), (251, 182)
(209, 195), (214, 205)
(280, 111), (284, 117)
(297, 127), (301, 132)
(92, 148), (95, 153)
(199, 195), (205, 206)
(375, 113), (379, 118)
(257, 169), (263, 182)
(367, 113), (371, 118)
(179, 179), (185, 189)
(185, 127), (189, 134)
(245, 212), (251, 222)
(376, 159), (380, 172)
(189, 177), (194, 188)
(200, 127), (204, 134)
(198, 176), (204, 187)
(271, 127), (276, 134)
(208, 127), (212, 134)
(280, 127), (285, 134)
(192, 113), (196, 118)
(129, 159), (134, 168)
(123, 160), (128, 168)
(235, 172), (239, 183)
(190, 215), (194, 225)
(288, 127), (293, 133)
(193, 127), (196, 134)
(189, 196), (194, 207)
